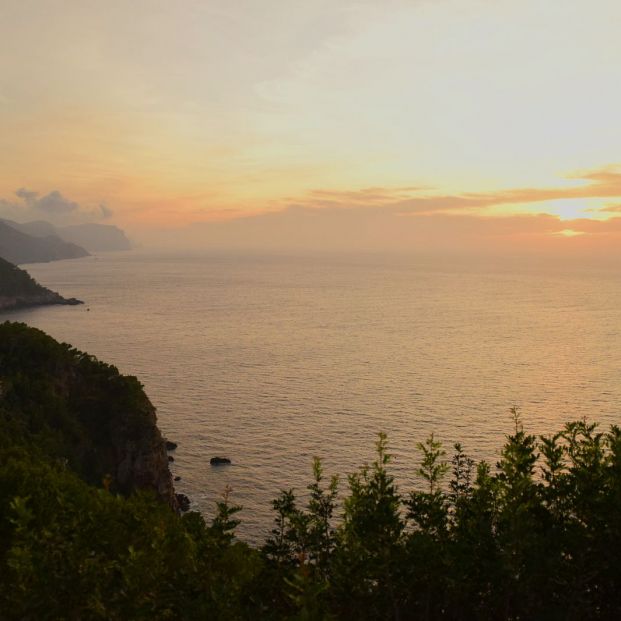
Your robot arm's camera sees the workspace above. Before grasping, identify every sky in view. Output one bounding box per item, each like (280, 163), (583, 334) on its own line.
(1, 0), (621, 253)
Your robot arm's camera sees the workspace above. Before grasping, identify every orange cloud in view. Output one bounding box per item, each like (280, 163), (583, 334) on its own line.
(134, 164), (621, 254)
(275, 166), (621, 216)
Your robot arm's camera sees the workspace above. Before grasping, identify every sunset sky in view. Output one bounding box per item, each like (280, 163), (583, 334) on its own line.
(2, 0), (621, 251)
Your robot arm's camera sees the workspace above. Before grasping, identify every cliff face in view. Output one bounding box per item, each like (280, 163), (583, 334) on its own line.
(0, 257), (83, 311)
(98, 380), (177, 507)
(0, 322), (176, 509)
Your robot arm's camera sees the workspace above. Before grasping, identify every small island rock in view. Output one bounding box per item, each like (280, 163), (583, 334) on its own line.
(210, 456), (231, 466)
(165, 440), (178, 451)
(175, 493), (191, 512)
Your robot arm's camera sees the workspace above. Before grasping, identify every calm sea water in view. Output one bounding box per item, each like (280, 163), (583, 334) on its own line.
(8, 251), (621, 542)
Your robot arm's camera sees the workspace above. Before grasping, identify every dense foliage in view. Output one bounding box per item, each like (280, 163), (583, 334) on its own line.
(1, 323), (620, 619)
(0, 322), (158, 492)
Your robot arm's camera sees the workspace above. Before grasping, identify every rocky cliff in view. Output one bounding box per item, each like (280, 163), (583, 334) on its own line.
(0, 322), (177, 509)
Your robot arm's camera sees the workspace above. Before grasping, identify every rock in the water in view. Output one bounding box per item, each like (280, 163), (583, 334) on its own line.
(176, 493), (191, 512)
(174, 475), (181, 481)
(210, 456), (231, 465)
(168, 455), (175, 462)
(165, 440), (178, 451)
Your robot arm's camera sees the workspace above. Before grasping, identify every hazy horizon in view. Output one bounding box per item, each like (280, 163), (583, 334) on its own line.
(2, 1), (621, 257)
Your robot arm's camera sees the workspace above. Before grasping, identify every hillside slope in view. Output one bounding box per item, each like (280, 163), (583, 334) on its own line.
(2, 218), (131, 252)
(0, 221), (89, 264)
(0, 322), (176, 506)
(60, 223), (132, 251)
(0, 257), (82, 311)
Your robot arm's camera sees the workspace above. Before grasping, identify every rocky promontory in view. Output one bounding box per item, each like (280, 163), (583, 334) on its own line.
(0, 257), (83, 311)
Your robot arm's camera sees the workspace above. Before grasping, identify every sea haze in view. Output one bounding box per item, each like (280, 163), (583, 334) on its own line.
(10, 251), (621, 542)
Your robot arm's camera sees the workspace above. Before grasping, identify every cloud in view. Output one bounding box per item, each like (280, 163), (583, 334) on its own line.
(278, 166), (621, 216)
(598, 203), (621, 213)
(167, 165), (621, 255)
(31, 190), (80, 215)
(0, 188), (113, 224)
(15, 188), (39, 204)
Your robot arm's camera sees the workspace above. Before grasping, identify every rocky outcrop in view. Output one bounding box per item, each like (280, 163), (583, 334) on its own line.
(0, 292), (83, 311)
(0, 257), (83, 311)
(176, 493), (191, 512)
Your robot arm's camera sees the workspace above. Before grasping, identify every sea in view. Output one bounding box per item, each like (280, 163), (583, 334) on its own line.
(8, 250), (621, 542)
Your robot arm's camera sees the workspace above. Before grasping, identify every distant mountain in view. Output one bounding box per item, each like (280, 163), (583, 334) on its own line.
(0, 221), (89, 264)
(1, 219), (57, 238)
(58, 223), (131, 252)
(0, 257), (82, 311)
(1, 218), (131, 252)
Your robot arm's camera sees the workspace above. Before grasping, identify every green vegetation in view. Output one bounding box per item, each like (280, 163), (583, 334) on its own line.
(0, 322), (162, 495)
(1, 323), (620, 619)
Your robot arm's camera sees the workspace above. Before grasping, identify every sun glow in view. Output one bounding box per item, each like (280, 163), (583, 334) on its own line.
(554, 229), (586, 238)
(541, 200), (594, 221)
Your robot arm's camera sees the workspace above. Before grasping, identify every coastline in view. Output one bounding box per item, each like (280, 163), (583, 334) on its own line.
(0, 293), (83, 312)
(0, 257), (84, 313)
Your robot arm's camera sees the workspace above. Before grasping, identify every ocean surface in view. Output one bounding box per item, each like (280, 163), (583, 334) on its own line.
(9, 251), (621, 542)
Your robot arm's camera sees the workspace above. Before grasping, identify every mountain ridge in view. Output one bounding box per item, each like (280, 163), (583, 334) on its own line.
(1, 218), (131, 253)
(0, 221), (89, 264)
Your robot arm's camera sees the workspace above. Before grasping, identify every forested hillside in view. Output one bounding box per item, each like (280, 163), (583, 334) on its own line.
(0, 258), (82, 310)
(1, 323), (620, 619)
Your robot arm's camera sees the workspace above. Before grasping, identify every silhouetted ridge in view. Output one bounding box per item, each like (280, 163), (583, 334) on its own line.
(0, 220), (89, 264)
(59, 223), (131, 251)
(0, 257), (82, 310)
(2, 218), (131, 252)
